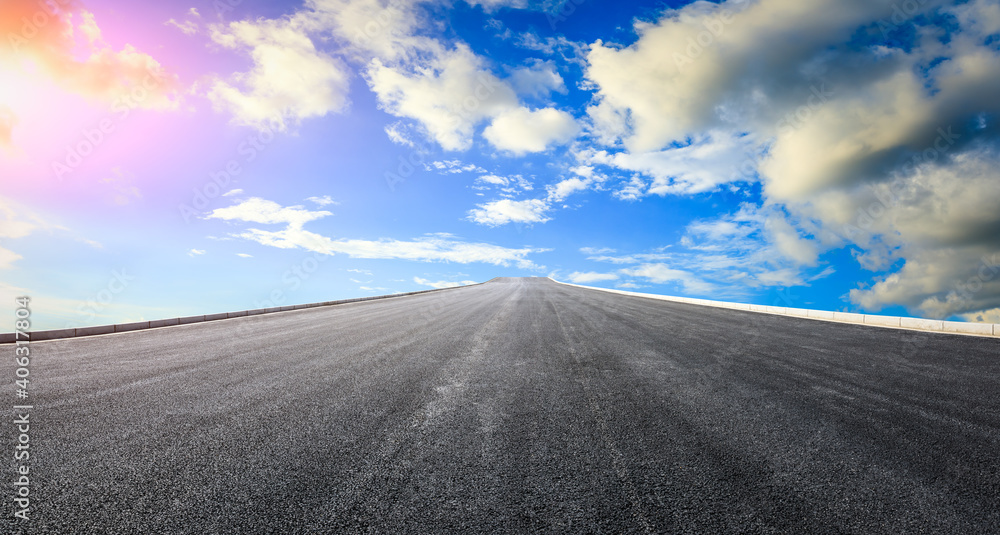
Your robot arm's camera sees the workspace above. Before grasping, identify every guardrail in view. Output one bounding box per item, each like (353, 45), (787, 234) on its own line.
(550, 278), (998, 338)
(0, 278), (498, 344)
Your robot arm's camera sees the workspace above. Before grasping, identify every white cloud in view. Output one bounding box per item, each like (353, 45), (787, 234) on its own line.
(584, 0), (900, 152)
(580, 0), (1000, 320)
(359, 286), (389, 292)
(431, 160), (488, 174)
(546, 177), (591, 202)
(384, 121), (415, 146)
(509, 60), (566, 98)
(477, 174), (509, 186)
(483, 107), (579, 154)
(567, 271), (618, 284)
(619, 264), (717, 295)
(165, 17), (198, 35)
(236, 253), (253, 258)
(842, 150), (1000, 317)
(0, 246), (22, 269)
(464, 0), (530, 11)
(223, 189), (243, 197)
(367, 44), (519, 151)
(306, 195), (339, 206)
(614, 174), (646, 201)
(188, 249), (205, 256)
(473, 173), (534, 197)
(212, 199), (547, 269)
(676, 204), (824, 287)
(585, 251), (673, 265)
(413, 277), (477, 289)
(962, 307), (1000, 324)
(0, 197), (59, 269)
(0, 0), (179, 130)
(206, 197), (332, 228)
(587, 133), (758, 195)
(585, 203), (834, 299)
(544, 161), (610, 203)
(467, 198), (551, 226)
(203, 0), (574, 153)
(515, 33), (587, 61)
(207, 16), (351, 131)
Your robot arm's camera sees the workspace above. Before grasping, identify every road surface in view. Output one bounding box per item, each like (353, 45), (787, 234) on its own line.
(5, 277), (999, 533)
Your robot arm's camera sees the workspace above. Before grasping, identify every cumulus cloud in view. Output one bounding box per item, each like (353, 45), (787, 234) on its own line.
(581, 0), (1000, 319)
(432, 160), (488, 174)
(207, 16), (351, 131)
(0, 0), (179, 114)
(206, 197), (332, 228)
(467, 198), (551, 226)
(384, 121), (416, 146)
(509, 60), (566, 98)
(483, 107), (579, 154)
(567, 271), (618, 284)
(841, 150), (1000, 318)
(165, 17), (198, 35)
(295, 0), (523, 149)
(210, 198), (547, 268)
(585, 133), (757, 195)
(580, 246), (615, 255)
(585, 203), (834, 298)
(306, 195), (339, 206)
(477, 174), (510, 186)
(368, 45), (518, 151)
(413, 277), (477, 288)
(619, 264), (717, 295)
(200, 0), (577, 152)
(585, 0), (905, 152)
(546, 177), (591, 202)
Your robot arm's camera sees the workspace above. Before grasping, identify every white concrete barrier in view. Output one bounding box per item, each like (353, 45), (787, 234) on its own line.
(550, 278), (998, 338)
(1, 278), (500, 343)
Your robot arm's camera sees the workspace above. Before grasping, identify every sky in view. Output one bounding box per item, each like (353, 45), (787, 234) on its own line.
(2, 0), (1000, 330)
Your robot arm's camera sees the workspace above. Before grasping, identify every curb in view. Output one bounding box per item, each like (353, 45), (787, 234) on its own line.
(549, 278), (999, 339)
(0, 278), (498, 344)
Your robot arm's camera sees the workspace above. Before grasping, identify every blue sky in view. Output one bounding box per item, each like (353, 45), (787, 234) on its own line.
(2, 0), (1000, 330)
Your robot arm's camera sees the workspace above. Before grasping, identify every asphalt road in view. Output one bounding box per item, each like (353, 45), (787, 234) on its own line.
(5, 277), (1000, 533)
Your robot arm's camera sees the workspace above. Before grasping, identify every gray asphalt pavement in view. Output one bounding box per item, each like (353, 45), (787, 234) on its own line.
(5, 277), (1000, 533)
